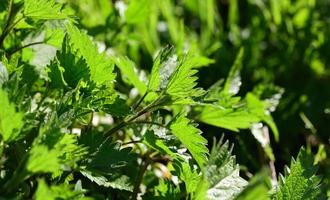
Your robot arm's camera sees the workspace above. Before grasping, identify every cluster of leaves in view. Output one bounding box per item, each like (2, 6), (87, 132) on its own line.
(0, 0), (328, 199)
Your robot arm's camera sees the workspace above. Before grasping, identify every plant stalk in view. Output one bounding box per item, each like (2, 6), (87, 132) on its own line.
(131, 156), (150, 200)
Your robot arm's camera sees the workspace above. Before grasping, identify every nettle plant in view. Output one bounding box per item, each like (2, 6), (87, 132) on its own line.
(0, 0), (326, 199)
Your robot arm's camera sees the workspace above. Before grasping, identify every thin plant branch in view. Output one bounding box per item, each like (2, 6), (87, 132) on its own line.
(131, 153), (150, 200)
(132, 91), (148, 110)
(8, 41), (44, 56)
(122, 140), (143, 145)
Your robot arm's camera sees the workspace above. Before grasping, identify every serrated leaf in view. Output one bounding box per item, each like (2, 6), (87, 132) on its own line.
(175, 161), (200, 195)
(0, 89), (24, 142)
(148, 46), (175, 92)
(184, 54), (215, 69)
(198, 104), (260, 132)
(148, 46), (205, 104)
(245, 93), (279, 141)
(80, 170), (133, 192)
(114, 56), (147, 94)
(27, 114), (87, 175)
(24, 0), (68, 20)
(272, 148), (326, 200)
(52, 35), (90, 88)
(47, 59), (67, 88)
(27, 145), (61, 174)
(207, 168), (247, 200)
(103, 97), (131, 117)
(143, 130), (177, 158)
(80, 131), (135, 172)
(66, 23), (116, 86)
(197, 138), (248, 200)
(197, 91), (279, 142)
(35, 179), (87, 200)
(169, 114), (208, 168)
(151, 179), (181, 200)
(166, 55), (205, 98)
(89, 142), (135, 172)
(235, 171), (272, 200)
(224, 48), (244, 95)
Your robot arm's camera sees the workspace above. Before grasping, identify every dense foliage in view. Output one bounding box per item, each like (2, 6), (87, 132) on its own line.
(0, 0), (329, 199)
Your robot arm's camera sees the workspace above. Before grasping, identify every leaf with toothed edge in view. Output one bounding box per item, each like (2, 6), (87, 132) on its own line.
(169, 113), (208, 168)
(271, 148), (326, 200)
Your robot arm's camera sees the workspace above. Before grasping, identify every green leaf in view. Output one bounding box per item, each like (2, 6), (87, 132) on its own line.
(235, 171), (272, 200)
(88, 142), (135, 172)
(195, 49), (275, 133)
(52, 133), (87, 166)
(148, 46), (175, 92)
(27, 145), (61, 174)
(103, 97), (131, 117)
(80, 131), (135, 172)
(157, 0), (179, 43)
(175, 161), (200, 195)
(224, 48), (244, 95)
(66, 23), (116, 86)
(197, 86), (279, 142)
(144, 130), (202, 195)
(197, 138), (247, 200)
(27, 114), (87, 175)
(143, 130), (177, 158)
(194, 177), (209, 200)
(166, 54), (205, 99)
(148, 46), (205, 104)
(198, 103), (260, 132)
(80, 170), (133, 192)
(47, 59), (67, 88)
(24, 0), (68, 20)
(151, 179), (181, 200)
(184, 54), (215, 69)
(52, 36), (90, 88)
(114, 56), (147, 94)
(35, 179), (87, 200)
(272, 148), (326, 200)
(35, 179), (54, 200)
(169, 114), (208, 168)
(246, 93), (279, 141)
(0, 89), (24, 142)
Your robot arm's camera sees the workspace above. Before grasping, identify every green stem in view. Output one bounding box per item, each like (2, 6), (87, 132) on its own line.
(2, 155), (28, 194)
(103, 97), (162, 137)
(100, 95), (166, 150)
(130, 120), (167, 128)
(131, 155), (150, 200)
(0, 0), (14, 48)
(122, 140), (143, 145)
(5, 0), (13, 27)
(0, 17), (24, 49)
(8, 41), (44, 56)
(132, 91), (148, 110)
